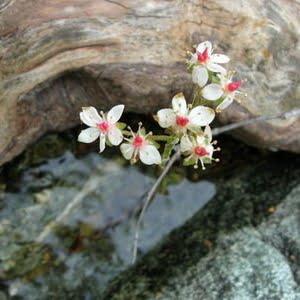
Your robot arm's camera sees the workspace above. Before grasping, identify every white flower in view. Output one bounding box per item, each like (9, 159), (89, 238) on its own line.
(201, 72), (245, 110)
(180, 126), (218, 170)
(191, 41), (230, 87)
(120, 126), (161, 165)
(157, 93), (215, 135)
(78, 105), (124, 152)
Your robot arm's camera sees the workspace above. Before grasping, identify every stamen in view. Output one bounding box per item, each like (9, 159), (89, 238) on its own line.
(127, 126), (135, 137)
(200, 159), (205, 170)
(137, 122), (143, 134)
(144, 131), (153, 139)
(228, 70), (235, 77)
(186, 154), (194, 161)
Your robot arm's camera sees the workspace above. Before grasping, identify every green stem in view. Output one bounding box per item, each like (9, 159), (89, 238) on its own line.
(191, 86), (202, 107)
(150, 135), (176, 142)
(122, 130), (174, 142)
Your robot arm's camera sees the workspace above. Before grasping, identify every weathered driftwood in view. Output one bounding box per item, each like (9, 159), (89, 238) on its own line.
(0, 0), (299, 165)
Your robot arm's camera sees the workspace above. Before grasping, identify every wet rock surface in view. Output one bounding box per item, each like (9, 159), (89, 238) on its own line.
(102, 152), (300, 300)
(0, 131), (215, 299)
(0, 127), (299, 299)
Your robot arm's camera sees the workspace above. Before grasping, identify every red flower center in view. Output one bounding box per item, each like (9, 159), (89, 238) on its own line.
(197, 47), (209, 63)
(133, 135), (145, 148)
(97, 121), (110, 132)
(226, 81), (244, 92)
(194, 146), (209, 157)
(176, 116), (189, 127)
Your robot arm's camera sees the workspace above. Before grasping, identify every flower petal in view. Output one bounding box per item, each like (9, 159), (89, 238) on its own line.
(188, 106), (215, 126)
(157, 109), (176, 128)
(205, 145), (214, 158)
(216, 96), (234, 112)
(80, 107), (102, 127)
(180, 135), (193, 153)
(206, 62), (226, 73)
(120, 143), (134, 160)
(172, 93), (188, 116)
(196, 41), (212, 55)
(202, 84), (224, 101)
(107, 104), (124, 124)
(108, 126), (123, 145)
(189, 53), (198, 64)
(210, 54), (230, 64)
(204, 125), (212, 142)
(139, 145), (161, 165)
(99, 136), (106, 153)
(192, 66), (208, 87)
(78, 127), (99, 143)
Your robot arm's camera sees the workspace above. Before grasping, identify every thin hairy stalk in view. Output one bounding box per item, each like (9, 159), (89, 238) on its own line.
(132, 147), (181, 263)
(132, 107), (300, 263)
(212, 108), (300, 136)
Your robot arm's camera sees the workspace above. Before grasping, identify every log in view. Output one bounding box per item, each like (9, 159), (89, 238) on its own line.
(0, 0), (299, 165)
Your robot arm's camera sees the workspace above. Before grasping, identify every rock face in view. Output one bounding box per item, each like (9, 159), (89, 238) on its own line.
(102, 151), (300, 300)
(0, 0), (299, 165)
(0, 131), (216, 300)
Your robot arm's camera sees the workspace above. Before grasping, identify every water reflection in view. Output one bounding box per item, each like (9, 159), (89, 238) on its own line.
(0, 137), (215, 299)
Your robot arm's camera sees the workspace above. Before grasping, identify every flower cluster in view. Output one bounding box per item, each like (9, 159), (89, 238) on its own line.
(189, 41), (246, 112)
(78, 40), (245, 169)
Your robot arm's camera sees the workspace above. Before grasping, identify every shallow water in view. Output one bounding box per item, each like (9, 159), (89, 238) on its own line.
(0, 130), (221, 299)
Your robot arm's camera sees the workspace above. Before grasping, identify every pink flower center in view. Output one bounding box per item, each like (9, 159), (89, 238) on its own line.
(197, 47), (209, 63)
(194, 146), (209, 157)
(226, 81), (244, 92)
(96, 121), (110, 132)
(176, 116), (189, 127)
(133, 135), (145, 148)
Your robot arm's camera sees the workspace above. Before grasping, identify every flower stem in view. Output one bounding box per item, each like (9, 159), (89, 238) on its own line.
(150, 135), (176, 142)
(191, 86), (202, 107)
(132, 147), (181, 264)
(122, 130), (174, 142)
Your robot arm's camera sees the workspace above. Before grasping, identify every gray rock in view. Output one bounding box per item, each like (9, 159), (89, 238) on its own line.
(159, 189), (300, 300)
(0, 133), (215, 300)
(102, 153), (300, 300)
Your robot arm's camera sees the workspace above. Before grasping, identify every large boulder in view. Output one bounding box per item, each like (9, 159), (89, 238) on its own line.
(0, 0), (299, 165)
(101, 151), (300, 300)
